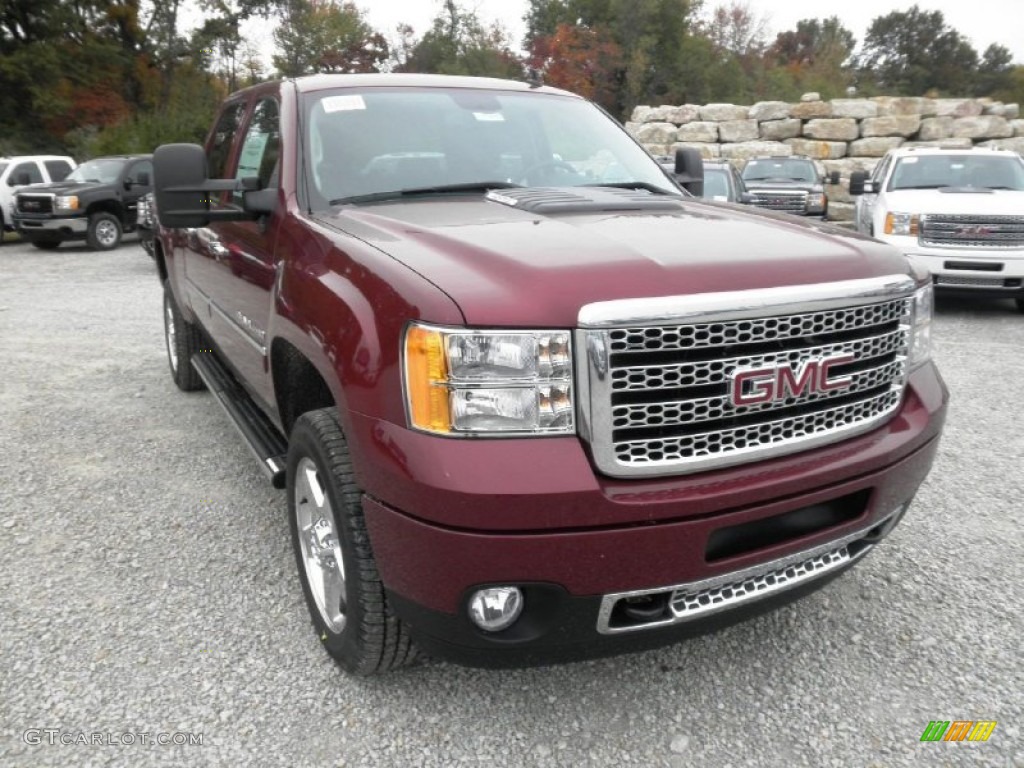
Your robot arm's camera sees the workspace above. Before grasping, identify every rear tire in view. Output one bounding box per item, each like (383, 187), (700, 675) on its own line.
(1016, 298), (1024, 313)
(163, 280), (205, 391)
(87, 212), (122, 250)
(287, 408), (417, 676)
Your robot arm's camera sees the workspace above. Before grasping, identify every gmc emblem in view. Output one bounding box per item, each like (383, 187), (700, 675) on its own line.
(730, 354), (855, 407)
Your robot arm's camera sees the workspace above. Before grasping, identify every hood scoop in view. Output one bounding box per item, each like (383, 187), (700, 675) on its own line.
(485, 186), (684, 214)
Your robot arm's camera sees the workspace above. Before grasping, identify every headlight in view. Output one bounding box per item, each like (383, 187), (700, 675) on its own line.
(908, 284), (932, 369)
(884, 212), (920, 236)
(55, 195), (79, 212)
(404, 324), (574, 436)
(808, 192), (826, 211)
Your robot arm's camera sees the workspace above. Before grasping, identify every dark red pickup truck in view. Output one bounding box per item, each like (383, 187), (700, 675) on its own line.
(152, 74), (947, 675)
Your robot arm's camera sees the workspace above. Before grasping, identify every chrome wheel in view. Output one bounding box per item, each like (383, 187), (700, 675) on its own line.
(294, 456), (347, 633)
(164, 297), (178, 373)
(95, 218), (119, 247)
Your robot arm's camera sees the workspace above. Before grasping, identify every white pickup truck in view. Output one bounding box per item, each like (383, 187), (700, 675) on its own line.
(850, 146), (1024, 312)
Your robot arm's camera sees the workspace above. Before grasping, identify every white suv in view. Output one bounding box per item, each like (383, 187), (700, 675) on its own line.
(850, 146), (1024, 312)
(0, 155), (77, 233)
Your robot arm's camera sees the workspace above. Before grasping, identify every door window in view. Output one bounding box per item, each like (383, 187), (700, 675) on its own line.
(233, 97), (280, 205)
(208, 101), (248, 180)
(126, 160), (153, 187)
(7, 161), (43, 186)
(44, 160), (73, 182)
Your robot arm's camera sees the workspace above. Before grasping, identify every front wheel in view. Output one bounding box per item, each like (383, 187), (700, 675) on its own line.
(287, 408), (417, 676)
(1016, 298), (1024, 314)
(87, 212), (122, 250)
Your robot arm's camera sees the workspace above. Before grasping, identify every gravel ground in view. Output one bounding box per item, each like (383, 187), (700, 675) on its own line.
(1, 239), (1021, 768)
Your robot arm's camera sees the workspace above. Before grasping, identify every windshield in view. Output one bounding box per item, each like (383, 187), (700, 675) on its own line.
(702, 168), (730, 199)
(65, 158), (126, 184)
(742, 158), (816, 182)
(304, 87), (679, 206)
(888, 154), (1024, 191)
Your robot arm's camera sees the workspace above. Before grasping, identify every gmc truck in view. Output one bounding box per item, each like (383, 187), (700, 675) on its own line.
(152, 74), (947, 675)
(13, 154), (152, 250)
(741, 155), (840, 219)
(850, 146), (1024, 312)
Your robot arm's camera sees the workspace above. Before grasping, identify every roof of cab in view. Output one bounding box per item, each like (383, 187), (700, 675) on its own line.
(228, 73), (581, 100)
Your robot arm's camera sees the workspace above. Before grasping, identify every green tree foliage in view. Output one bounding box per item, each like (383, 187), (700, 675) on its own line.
(399, 0), (522, 79)
(523, 0), (704, 115)
(767, 16), (856, 100)
(273, 0), (386, 76)
(857, 5), (979, 95)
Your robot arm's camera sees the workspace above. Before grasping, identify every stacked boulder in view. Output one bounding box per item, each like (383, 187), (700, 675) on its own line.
(627, 93), (1023, 221)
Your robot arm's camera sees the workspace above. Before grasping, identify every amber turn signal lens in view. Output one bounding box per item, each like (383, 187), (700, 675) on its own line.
(404, 325), (451, 433)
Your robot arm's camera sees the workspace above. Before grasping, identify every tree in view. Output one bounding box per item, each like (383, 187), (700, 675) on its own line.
(767, 17), (856, 99)
(858, 5), (979, 95)
(273, 0), (386, 76)
(975, 43), (1014, 97)
(399, 0), (522, 79)
(526, 23), (622, 110)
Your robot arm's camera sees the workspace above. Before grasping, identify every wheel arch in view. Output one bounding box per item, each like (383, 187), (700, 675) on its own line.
(271, 337), (337, 437)
(85, 199), (124, 220)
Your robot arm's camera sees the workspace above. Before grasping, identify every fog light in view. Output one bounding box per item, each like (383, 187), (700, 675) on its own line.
(468, 587), (523, 632)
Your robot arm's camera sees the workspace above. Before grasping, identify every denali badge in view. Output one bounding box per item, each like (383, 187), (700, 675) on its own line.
(730, 354), (855, 407)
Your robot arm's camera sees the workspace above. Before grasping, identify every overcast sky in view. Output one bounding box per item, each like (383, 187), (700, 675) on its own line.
(350, 0), (1024, 64)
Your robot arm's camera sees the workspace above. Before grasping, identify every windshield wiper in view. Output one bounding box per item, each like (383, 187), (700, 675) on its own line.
(331, 181), (521, 205)
(589, 181), (678, 195)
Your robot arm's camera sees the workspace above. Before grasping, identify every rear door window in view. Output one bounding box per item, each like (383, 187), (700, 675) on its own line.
(44, 160), (73, 182)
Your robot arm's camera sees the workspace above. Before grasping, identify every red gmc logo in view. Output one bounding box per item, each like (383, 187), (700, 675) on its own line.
(730, 354), (855, 407)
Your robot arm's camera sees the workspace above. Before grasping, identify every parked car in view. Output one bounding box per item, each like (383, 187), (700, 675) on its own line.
(136, 191), (156, 258)
(741, 155), (839, 219)
(657, 157), (751, 204)
(12, 154), (152, 250)
(850, 146), (1024, 312)
(0, 155), (76, 236)
(151, 74), (945, 674)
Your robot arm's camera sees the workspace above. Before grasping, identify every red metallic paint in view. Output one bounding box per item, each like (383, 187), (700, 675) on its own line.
(363, 433), (941, 614)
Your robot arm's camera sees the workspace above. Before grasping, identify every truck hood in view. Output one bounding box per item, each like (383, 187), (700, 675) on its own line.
(316, 193), (911, 327)
(884, 188), (1024, 216)
(17, 180), (112, 196)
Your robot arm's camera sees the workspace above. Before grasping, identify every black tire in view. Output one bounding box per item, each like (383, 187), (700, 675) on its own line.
(86, 212), (122, 250)
(163, 280), (205, 391)
(1017, 298), (1024, 314)
(287, 408), (417, 676)
(31, 238), (61, 250)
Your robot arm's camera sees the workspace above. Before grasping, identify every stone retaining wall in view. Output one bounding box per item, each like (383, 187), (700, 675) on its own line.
(626, 93), (1024, 221)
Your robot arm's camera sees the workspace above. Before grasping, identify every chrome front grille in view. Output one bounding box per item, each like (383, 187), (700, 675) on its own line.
(16, 194), (53, 214)
(578, 276), (915, 478)
(748, 190), (808, 214)
(920, 215), (1024, 249)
